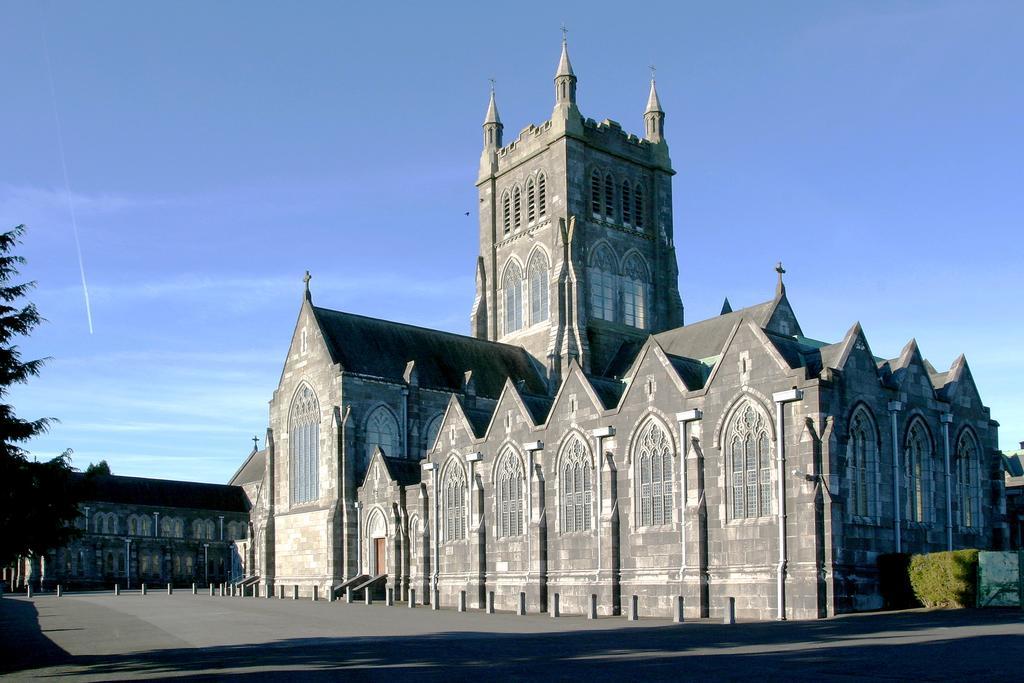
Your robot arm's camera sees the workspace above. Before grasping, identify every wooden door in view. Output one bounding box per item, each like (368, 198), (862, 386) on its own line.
(374, 538), (386, 575)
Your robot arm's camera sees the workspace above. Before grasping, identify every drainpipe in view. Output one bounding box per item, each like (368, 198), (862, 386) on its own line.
(675, 410), (702, 581)
(772, 388), (803, 621)
(523, 441), (544, 582)
(401, 388), (409, 459)
(353, 501), (363, 574)
(940, 413), (953, 551)
(888, 401), (903, 553)
(153, 512), (160, 537)
(219, 516), (224, 541)
(590, 428), (614, 581)
(421, 462), (439, 595)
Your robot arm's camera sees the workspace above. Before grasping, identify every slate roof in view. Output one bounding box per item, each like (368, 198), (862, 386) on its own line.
(654, 300), (776, 362)
(520, 392), (555, 424)
(312, 306), (546, 398)
(381, 456), (422, 487)
(588, 375), (626, 409)
(71, 473), (248, 513)
(229, 448), (266, 487)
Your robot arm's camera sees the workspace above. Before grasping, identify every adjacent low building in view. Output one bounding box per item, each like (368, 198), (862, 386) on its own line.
(5, 473), (249, 591)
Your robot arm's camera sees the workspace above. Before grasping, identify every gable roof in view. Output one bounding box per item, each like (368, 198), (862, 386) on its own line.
(229, 448), (266, 487)
(653, 299), (776, 361)
(72, 473), (248, 513)
(311, 306), (546, 398)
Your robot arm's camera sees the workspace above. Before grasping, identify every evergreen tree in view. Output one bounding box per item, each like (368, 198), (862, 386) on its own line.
(85, 460), (111, 476)
(0, 225), (81, 567)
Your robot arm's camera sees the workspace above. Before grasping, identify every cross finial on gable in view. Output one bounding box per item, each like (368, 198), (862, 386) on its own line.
(560, 23), (568, 44)
(303, 270), (312, 302)
(488, 77), (496, 93)
(775, 261), (786, 297)
(252, 435), (260, 451)
(649, 64), (657, 82)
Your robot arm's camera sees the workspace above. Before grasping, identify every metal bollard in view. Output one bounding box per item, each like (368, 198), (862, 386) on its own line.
(588, 593), (598, 620)
(629, 595), (639, 621)
(26, 585), (32, 598)
(458, 590), (466, 612)
(408, 588), (416, 608)
(114, 584), (119, 597)
(724, 597), (736, 625)
(674, 595), (684, 623)
(210, 584), (215, 596)
(192, 583), (197, 595)
(365, 589), (373, 606)
(56, 584), (62, 598)
(293, 585), (299, 600)
(431, 588), (439, 611)
(141, 583), (147, 596)
(167, 583), (173, 596)
(312, 585), (318, 602)
(254, 584), (260, 598)
(517, 591), (526, 616)
(551, 592), (560, 618)
(278, 585), (285, 600)
(486, 591), (495, 614)
(386, 587), (394, 607)
(345, 587), (353, 604)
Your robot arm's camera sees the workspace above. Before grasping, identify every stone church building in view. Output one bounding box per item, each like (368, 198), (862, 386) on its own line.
(231, 41), (1005, 620)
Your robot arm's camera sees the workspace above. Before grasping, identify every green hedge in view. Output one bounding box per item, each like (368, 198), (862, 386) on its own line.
(908, 549), (979, 608)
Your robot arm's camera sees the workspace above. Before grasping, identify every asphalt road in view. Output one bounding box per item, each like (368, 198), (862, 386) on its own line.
(1, 591), (1022, 680)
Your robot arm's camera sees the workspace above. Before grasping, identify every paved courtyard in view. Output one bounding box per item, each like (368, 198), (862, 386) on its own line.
(1, 591), (1022, 680)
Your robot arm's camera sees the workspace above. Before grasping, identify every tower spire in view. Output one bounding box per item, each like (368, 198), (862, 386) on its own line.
(482, 81), (503, 149)
(643, 67), (665, 143)
(554, 27), (577, 109)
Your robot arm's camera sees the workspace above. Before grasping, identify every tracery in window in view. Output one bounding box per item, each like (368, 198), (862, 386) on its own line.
(847, 408), (878, 519)
(956, 431), (980, 528)
(635, 420), (673, 527)
(502, 260), (524, 334)
(622, 253), (649, 329)
(496, 450), (525, 537)
(588, 245), (617, 322)
(512, 185), (522, 230)
(443, 460), (467, 542)
(727, 402), (772, 519)
(560, 437), (593, 533)
(526, 178), (536, 224)
(904, 420), (931, 523)
(365, 405), (400, 465)
(528, 250), (549, 325)
(590, 171), (602, 216)
(537, 174), (547, 217)
(290, 385), (321, 504)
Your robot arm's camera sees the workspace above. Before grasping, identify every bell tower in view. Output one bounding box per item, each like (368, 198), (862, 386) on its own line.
(471, 40), (683, 386)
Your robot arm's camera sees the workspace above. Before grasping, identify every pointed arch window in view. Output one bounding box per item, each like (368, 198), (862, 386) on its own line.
(501, 191), (511, 234)
(537, 174), (547, 218)
(496, 451), (525, 537)
(290, 385), (320, 504)
(590, 171), (602, 216)
(365, 405), (400, 465)
(635, 420), (673, 527)
(847, 408), (878, 519)
(443, 461), (467, 542)
(588, 246), (617, 322)
(622, 254), (649, 329)
(622, 182), (632, 224)
(728, 402), (772, 519)
(560, 437), (593, 533)
(905, 421), (931, 523)
(528, 251), (550, 325)
(512, 185), (522, 230)
(956, 431), (980, 528)
(526, 178), (536, 224)
(634, 184), (645, 230)
(502, 260), (524, 334)
(604, 173), (615, 216)
(423, 413), (443, 458)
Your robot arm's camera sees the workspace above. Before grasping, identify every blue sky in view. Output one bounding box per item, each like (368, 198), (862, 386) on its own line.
(2, 0), (1021, 482)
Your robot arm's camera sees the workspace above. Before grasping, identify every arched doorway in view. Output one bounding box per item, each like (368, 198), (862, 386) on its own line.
(367, 509), (388, 576)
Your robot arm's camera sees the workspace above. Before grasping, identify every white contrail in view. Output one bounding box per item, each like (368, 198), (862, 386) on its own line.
(41, 12), (94, 334)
